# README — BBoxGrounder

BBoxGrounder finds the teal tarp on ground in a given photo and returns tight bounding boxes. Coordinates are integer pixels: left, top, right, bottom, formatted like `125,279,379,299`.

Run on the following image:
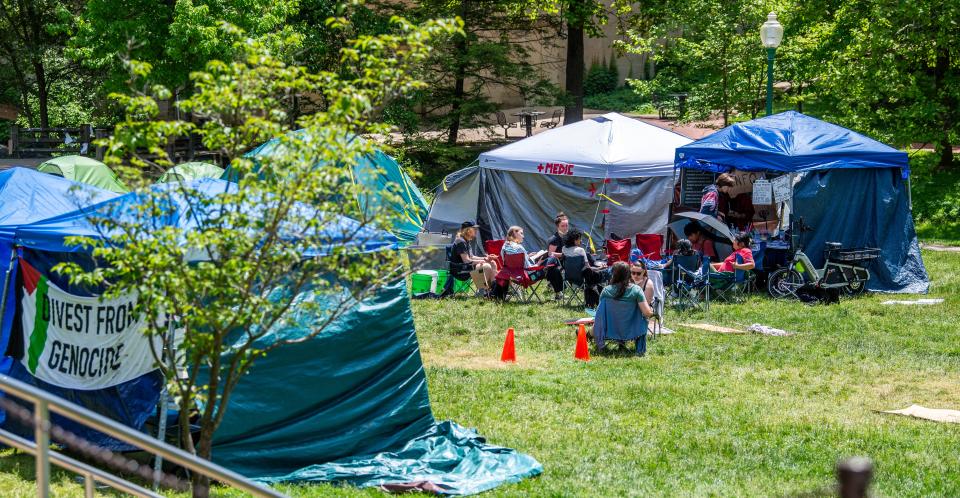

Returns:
211,279,542,494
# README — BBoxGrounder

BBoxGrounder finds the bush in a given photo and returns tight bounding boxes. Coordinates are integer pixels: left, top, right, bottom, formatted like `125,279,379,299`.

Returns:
584,58,618,96
398,139,500,191
583,87,655,114
909,150,960,241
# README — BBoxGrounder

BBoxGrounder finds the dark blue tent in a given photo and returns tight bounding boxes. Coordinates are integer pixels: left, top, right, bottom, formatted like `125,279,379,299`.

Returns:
14,178,398,257
675,112,928,293
0,168,118,372
675,111,910,178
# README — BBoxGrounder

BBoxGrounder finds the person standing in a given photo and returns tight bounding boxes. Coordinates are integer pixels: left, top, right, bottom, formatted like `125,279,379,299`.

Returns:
700,173,736,220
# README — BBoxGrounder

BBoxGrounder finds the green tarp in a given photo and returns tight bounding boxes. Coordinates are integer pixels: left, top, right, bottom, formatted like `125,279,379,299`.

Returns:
229,132,429,245
211,280,542,494
157,162,225,183
37,155,128,193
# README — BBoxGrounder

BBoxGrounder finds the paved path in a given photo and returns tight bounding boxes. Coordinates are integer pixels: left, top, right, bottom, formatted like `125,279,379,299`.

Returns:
920,243,960,252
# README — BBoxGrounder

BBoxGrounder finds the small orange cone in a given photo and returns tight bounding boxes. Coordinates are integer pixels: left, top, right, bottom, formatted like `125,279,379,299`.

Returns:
500,328,516,362
574,324,590,361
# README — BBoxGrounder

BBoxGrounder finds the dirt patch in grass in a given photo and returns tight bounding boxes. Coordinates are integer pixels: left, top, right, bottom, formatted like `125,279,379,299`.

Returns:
421,348,546,370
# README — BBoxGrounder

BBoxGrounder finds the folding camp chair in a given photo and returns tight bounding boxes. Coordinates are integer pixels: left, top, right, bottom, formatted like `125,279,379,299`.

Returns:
673,256,712,310
440,244,475,297
667,253,700,307
499,252,546,303
647,269,666,337
605,238,632,264
709,254,754,304
561,255,586,307
593,297,649,355
484,238,505,270
635,234,664,260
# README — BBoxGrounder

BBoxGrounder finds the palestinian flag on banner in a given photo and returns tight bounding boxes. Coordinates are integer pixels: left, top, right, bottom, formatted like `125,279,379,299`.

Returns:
19,257,49,374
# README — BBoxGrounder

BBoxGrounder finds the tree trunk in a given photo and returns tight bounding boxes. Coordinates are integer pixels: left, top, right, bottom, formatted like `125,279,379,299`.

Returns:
563,17,584,125
721,44,729,126
191,420,214,497
445,0,470,145
447,22,468,145
32,58,49,128
934,47,954,170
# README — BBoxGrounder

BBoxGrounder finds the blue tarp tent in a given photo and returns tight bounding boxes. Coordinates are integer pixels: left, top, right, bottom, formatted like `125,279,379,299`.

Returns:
3,177,541,493
0,168,118,371
225,131,429,245
675,111,928,293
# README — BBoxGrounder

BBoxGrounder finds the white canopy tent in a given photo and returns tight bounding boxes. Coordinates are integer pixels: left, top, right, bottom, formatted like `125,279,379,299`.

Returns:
478,112,690,179
426,113,692,250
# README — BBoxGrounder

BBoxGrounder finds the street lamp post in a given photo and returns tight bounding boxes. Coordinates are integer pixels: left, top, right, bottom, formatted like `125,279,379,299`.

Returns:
760,12,783,116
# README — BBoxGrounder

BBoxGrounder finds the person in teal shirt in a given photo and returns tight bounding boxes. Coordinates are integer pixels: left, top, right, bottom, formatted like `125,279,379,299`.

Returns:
601,261,656,318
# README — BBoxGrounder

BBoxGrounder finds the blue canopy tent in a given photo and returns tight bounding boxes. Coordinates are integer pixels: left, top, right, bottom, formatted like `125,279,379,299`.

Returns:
3,178,541,493
0,168,118,373
225,130,429,245
674,111,928,293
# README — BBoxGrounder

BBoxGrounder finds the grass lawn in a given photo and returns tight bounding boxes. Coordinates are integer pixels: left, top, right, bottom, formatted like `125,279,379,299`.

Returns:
3,249,958,497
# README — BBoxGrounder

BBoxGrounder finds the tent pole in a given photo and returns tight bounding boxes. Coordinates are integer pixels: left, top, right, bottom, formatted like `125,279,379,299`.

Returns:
907,176,913,211
667,167,678,254
152,318,176,489
0,248,17,336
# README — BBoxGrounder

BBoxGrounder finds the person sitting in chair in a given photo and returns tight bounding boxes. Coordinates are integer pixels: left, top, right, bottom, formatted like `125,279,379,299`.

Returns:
630,260,655,305
596,262,656,356
562,228,605,308
546,212,569,259
683,221,718,261
499,225,563,298
452,221,498,296
712,233,755,273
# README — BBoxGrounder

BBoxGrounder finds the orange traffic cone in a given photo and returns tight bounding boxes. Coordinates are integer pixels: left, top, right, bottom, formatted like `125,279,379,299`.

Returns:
574,324,590,361
501,328,516,363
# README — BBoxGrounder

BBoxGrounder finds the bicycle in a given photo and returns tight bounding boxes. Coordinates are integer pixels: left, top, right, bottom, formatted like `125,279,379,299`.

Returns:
767,218,880,299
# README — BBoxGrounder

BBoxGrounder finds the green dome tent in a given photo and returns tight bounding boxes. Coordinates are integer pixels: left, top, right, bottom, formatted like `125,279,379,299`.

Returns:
227,131,428,245
157,162,225,183
37,155,128,193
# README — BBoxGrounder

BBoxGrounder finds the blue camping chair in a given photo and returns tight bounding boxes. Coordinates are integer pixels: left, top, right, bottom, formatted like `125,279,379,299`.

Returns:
561,255,586,307
593,296,649,355
673,254,711,310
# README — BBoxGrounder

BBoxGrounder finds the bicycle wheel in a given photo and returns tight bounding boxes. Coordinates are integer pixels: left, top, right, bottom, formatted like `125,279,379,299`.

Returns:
768,268,803,299
843,280,867,296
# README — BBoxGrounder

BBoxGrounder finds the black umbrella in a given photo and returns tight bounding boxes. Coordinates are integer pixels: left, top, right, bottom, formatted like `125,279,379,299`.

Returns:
671,211,734,243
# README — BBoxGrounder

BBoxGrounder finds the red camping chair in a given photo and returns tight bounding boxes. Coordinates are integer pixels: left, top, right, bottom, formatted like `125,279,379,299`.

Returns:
496,252,545,303
635,233,664,260
605,238,632,264
484,239,505,269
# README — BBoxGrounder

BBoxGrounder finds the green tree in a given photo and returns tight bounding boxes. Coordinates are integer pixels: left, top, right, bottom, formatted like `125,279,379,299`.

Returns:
0,0,82,127
58,17,459,497
378,0,557,144
71,0,300,99
817,0,960,169
623,0,772,125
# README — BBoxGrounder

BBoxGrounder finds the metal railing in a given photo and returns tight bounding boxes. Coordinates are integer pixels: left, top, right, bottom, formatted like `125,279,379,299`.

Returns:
0,374,287,498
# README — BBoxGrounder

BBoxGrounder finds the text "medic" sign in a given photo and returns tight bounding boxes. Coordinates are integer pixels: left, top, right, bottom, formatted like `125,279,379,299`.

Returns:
536,162,575,176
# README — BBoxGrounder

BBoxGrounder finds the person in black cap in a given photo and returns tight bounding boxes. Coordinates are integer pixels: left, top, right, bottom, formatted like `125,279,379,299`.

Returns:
451,220,498,296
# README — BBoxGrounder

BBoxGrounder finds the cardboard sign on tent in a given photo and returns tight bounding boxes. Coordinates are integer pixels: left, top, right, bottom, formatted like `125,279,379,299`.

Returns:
675,111,928,293
427,113,692,251
37,155,129,194
2,177,542,493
